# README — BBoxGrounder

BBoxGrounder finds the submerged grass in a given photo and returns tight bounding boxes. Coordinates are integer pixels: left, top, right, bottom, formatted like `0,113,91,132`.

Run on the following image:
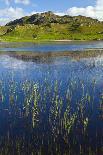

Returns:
0,76,102,155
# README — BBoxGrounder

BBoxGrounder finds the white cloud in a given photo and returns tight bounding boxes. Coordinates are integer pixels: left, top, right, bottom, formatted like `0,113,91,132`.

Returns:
55,12,65,16
67,6,95,18
15,0,30,5
0,0,103,26
3,0,30,5
67,0,103,21
0,7,27,25
0,18,10,25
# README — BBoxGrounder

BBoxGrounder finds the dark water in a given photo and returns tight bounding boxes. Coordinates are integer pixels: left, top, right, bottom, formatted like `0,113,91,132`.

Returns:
0,42,103,155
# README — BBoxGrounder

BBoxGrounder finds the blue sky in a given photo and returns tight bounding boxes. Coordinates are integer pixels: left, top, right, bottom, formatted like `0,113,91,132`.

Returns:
0,0,103,25
0,0,95,12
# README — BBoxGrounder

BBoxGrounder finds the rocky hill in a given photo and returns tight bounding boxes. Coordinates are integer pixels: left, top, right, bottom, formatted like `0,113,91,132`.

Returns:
6,11,100,26
0,11,103,41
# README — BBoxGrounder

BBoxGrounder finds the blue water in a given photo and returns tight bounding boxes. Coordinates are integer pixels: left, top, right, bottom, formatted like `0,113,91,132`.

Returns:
0,41,103,52
0,42,103,155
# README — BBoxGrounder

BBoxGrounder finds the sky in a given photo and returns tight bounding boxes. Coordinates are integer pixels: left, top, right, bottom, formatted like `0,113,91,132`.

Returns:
0,0,103,25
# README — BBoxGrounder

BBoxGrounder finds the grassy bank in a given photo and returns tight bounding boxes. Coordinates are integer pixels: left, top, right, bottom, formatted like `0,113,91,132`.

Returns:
1,21,103,42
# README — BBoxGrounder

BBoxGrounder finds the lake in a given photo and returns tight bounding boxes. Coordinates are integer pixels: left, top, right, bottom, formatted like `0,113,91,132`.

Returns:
1,40,103,52
0,41,103,155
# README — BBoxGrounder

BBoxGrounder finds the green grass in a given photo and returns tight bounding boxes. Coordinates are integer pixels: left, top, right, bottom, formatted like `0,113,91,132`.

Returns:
1,23,103,42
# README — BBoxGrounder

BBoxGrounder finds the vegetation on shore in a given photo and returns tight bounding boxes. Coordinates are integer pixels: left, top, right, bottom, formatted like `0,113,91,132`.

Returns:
0,11,103,42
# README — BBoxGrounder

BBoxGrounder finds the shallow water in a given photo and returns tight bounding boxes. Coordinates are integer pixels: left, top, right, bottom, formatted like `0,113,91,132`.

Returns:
0,42,103,155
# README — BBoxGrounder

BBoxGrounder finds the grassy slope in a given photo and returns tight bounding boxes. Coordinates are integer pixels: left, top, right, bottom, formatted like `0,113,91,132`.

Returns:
0,15,103,42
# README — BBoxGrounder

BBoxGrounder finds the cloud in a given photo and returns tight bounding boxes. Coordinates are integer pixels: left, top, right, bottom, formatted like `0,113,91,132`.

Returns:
0,7,27,25
14,0,30,5
67,6,95,18
0,0,103,26
3,0,30,5
67,0,103,21
0,18,10,25
55,12,66,16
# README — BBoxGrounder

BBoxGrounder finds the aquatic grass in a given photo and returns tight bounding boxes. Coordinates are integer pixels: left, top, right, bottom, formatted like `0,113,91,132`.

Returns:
0,77,102,155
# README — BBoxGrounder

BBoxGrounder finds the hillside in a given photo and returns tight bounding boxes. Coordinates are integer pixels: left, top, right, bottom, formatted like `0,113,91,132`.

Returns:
0,11,103,42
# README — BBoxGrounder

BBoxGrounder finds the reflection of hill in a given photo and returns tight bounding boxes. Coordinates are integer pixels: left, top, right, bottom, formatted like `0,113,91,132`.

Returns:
0,49,103,63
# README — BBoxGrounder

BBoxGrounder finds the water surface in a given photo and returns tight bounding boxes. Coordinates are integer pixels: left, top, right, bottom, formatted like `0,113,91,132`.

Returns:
1,41,103,52
0,41,103,155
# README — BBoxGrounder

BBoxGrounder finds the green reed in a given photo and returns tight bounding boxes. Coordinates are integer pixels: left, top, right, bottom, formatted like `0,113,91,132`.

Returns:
0,78,102,155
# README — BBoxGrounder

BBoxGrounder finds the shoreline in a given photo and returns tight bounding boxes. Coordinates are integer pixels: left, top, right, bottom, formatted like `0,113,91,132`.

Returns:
0,39,102,43
48,39,89,42
1,37,103,43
